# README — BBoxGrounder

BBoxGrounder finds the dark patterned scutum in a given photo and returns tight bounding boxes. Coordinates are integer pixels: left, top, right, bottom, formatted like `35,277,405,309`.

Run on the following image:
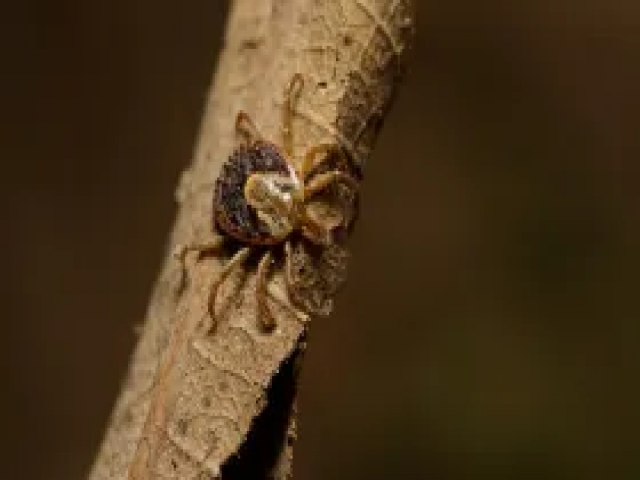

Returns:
214,141,291,245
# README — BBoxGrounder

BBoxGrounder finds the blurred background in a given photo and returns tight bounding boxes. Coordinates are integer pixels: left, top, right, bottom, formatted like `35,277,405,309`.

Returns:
2,1,639,479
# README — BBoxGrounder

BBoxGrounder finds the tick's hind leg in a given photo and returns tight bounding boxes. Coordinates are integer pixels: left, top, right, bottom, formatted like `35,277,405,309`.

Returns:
203,247,252,334
255,251,275,331
174,237,225,293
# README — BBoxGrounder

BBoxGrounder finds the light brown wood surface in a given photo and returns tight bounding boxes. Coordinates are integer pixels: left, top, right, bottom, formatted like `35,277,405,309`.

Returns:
89,1,414,478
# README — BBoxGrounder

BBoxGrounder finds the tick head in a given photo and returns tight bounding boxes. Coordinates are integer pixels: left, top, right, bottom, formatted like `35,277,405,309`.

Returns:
244,171,303,241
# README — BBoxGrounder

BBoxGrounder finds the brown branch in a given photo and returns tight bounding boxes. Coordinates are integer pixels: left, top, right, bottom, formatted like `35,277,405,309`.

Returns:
89,0,414,478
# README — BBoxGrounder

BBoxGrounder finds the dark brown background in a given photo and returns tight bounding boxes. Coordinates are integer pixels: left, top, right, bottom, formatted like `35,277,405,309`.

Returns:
2,1,639,479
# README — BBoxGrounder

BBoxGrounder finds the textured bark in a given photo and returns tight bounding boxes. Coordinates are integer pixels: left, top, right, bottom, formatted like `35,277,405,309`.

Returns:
89,0,414,478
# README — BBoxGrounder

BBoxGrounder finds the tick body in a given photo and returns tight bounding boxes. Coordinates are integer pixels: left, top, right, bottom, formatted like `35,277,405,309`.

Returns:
214,141,295,246
177,75,359,332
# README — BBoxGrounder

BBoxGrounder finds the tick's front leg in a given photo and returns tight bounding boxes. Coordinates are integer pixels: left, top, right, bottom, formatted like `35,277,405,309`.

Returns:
236,111,264,145
282,73,304,161
303,170,359,200
300,143,337,182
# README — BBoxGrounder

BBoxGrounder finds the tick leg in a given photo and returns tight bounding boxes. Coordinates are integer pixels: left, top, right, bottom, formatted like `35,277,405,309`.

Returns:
298,210,333,246
255,251,276,331
173,238,225,293
236,111,263,145
284,241,294,289
284,240,311,307
300,143,337,182
204,247,251,333
303,170,359,200
282,73,304,160
284,240,300,301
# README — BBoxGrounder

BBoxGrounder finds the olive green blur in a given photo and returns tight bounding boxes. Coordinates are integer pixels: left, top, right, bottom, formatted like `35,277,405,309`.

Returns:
2,1,638,479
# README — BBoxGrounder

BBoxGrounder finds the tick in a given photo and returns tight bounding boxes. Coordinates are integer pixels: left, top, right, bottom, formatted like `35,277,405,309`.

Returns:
176,75,359,332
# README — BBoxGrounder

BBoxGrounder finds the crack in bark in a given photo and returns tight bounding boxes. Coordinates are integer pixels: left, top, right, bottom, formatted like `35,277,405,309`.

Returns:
220,346,302,480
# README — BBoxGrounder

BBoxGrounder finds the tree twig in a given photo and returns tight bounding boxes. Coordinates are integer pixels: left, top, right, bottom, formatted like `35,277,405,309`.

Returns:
89,1,414,478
